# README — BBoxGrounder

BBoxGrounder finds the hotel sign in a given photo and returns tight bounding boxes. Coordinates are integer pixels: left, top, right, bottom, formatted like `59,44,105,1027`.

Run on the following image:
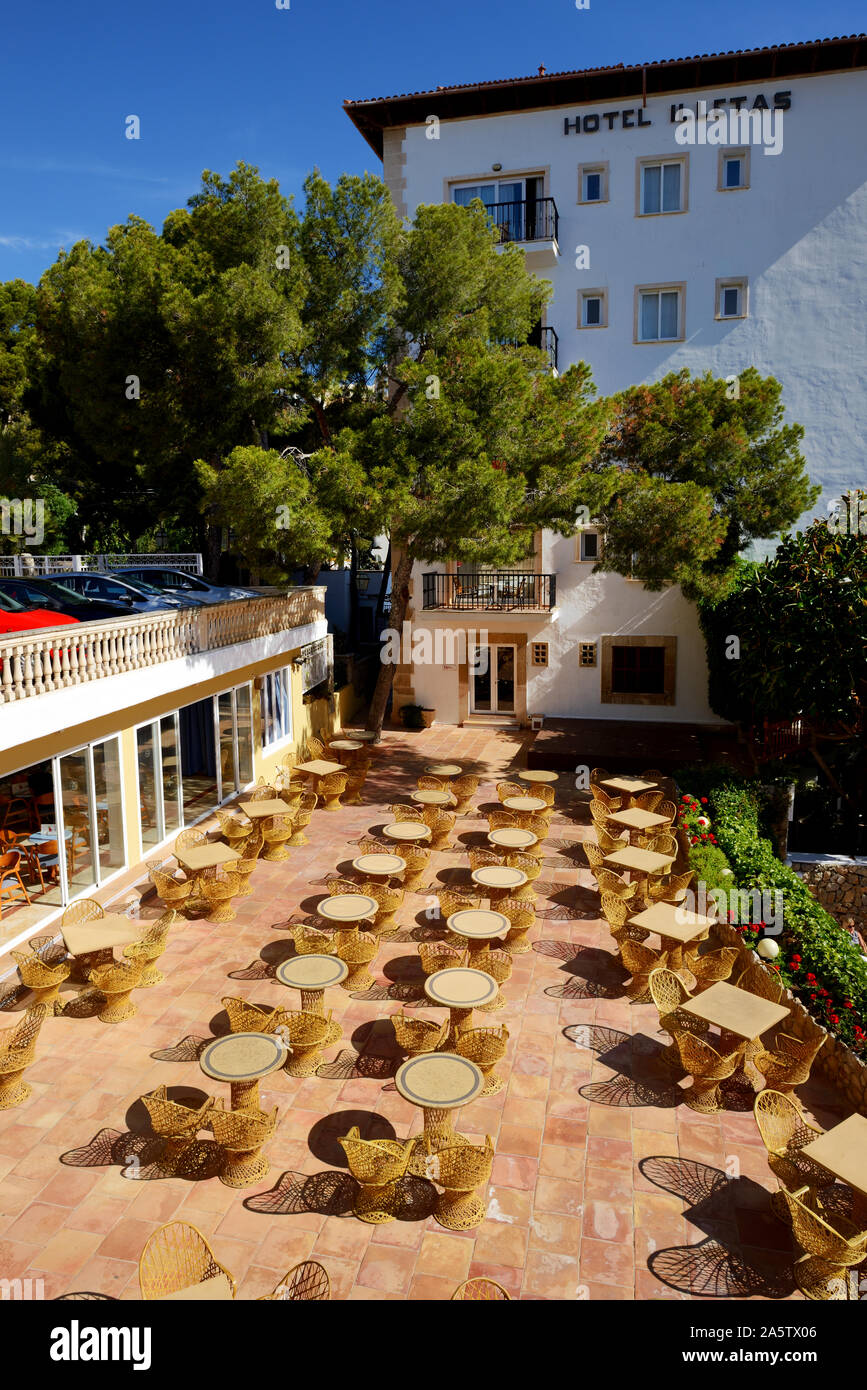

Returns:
564,92,792,134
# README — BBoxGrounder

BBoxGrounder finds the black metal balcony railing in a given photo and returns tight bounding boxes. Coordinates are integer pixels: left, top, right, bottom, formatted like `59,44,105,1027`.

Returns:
484,198,559,246
539,325,558,372
422,572,556,611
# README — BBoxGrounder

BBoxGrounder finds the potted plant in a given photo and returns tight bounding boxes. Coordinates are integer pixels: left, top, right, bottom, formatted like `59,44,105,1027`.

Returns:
399,703,425,730
420,708,436,728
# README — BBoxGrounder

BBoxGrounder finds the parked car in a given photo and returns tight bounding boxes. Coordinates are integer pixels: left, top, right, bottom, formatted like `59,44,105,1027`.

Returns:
0,589,80,635
43,571,205,613
115,567,261,603
0,576,132,622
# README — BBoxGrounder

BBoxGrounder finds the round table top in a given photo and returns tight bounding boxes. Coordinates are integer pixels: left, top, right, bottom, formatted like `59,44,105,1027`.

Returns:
199,1032,286,1083
329,740,364,751
517,769,558,784
344,730,377,742
425,764,462,777
471,865,528,891
411,789,454,806
447,908,510,941
352,853,406,877
488,827,538,849
395,1053,484,1111
276,954,349,990
503,795,548,813
425,967,499,1009
317,893,378,922
382,822,432,843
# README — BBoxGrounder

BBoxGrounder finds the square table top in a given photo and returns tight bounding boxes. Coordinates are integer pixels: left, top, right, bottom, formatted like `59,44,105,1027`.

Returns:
236,798,290,819
801,1113,867,1198
607,807,670,831
295,759,343,776
176,842,242,871
605,847,674,875
680,980,790,1039
627,900,716,945
62,912,142,956
600,776,658,795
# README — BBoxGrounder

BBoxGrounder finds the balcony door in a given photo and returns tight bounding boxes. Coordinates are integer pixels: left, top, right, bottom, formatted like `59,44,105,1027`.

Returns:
453,178,537,243
471,644,516,714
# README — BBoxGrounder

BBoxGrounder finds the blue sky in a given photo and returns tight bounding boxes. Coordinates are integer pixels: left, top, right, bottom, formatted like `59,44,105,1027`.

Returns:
1,0,863,284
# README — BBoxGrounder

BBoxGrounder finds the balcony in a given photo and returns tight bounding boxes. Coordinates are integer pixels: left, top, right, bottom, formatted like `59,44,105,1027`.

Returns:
421,572,556,612
485,197,560,268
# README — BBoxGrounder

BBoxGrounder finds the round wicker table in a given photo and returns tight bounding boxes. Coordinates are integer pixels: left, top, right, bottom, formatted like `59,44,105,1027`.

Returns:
276,954,348,1044
352,853,406,883
199,1032,286,1111
425,764,462,779
447,908,510,963
411,789,455,807
329,739,364,753
502,795,548,823
424,966,499,1048
316,892,378,951
517,769,558,784
471,865,528,903
382,822,432,846
488,827,538,853
395,1052,484,1152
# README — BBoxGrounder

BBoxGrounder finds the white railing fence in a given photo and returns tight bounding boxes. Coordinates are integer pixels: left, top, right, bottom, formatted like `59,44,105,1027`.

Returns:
0,553,203,578
0,588,326,705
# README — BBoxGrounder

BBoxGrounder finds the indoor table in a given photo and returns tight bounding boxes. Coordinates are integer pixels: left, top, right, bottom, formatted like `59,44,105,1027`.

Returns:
517,769,558,785
471,864,528,904
198,1031,286,1111
382,821,432,847
425,764,463,779
411,789,455,808
627,900,715,976
446,908,510,963
424,966,499,1048
276,954,346,1045
352,852,406,884
395,1052,485,1154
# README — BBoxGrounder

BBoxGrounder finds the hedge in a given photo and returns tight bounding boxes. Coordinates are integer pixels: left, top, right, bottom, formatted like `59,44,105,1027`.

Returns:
678,780,866,1054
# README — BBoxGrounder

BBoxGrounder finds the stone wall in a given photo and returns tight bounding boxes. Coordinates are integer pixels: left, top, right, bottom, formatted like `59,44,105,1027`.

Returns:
788,855,867,930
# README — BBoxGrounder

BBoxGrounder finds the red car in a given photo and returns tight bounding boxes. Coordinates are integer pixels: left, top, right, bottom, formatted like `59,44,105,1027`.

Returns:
0,589,80,635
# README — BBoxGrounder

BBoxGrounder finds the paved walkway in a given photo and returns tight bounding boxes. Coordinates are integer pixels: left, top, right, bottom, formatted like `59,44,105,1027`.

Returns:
0,726,851,1300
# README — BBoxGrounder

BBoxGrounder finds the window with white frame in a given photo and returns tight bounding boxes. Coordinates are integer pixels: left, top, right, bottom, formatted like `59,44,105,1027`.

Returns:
579,290,607,329
718,148,749,191
635,285,684,343
715,277,748,320
578,163,608,204
260,666,293,748
638,157,687,215
576,529,602,562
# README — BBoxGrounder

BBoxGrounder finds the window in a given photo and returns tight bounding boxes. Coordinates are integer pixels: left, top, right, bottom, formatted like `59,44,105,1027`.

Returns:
260,666,293,747
578,162,608,204
579,642,597,668
531,642,548,667
715,277,748,320
451,174,546,243
576,530,601,562
637,157,687,215
601,636,677,706
635,284,685,343
718,148,750,191
579,290,607,330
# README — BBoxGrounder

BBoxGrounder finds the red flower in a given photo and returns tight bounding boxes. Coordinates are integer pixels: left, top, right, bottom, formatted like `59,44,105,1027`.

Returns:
792,955,801,963
701,797,708,804
806,973,816,983
830,1015,840,1025
844,1001,854,1009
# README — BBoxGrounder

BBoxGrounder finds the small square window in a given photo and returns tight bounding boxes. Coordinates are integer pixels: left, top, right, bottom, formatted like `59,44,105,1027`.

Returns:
578,162,609,205
717,147,750,192
579,643,597,668
578,289,607,330
578,531,600,561
531,642,548,667
715,277,748,320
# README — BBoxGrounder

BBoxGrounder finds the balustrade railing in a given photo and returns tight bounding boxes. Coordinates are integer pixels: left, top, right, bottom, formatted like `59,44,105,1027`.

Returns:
0,588,325,704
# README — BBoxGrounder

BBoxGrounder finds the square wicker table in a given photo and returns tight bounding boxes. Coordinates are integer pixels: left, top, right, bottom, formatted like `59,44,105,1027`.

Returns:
198,1031,287,1111
605,846,674,875
679,980,790,1042
175,843,242,872
236,798,293,820
61,912,142,959
801,1114,867,1204
627,900,715,974
599,777,658,795
607,807,670,835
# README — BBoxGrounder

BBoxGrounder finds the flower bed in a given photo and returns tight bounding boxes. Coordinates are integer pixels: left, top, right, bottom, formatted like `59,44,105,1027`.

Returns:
677,783,867,1055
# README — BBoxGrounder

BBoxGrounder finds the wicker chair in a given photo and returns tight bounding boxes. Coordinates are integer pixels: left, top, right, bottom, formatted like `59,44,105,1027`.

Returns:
601,892,649,948
738,961,785,1003
234,830,264,897
590,784,621,812
141,1086,215,1176
594,869,638,902
451,775,480,815
596,827,629,854
210,1102,278,1188
367,880,405,938
294,924,337,956
503,851,541,896
11,938,71,1013
150,868,194,915
418,775,448,792
452,1277,511,1300
685,946,738,993
590,802,615,830
275,1011,332,1075
641,832,679,857
357,836,390,857
261,1261,330,1301
247,781,277,801
418,942,467,977
124,910,177,987
175,828,205,854
342,763,368,806
498,897,535,954
392,804,426,823
88,959,143,1024
61,899,111,978
496,781,526,803
215,808,252,848
677,1032,743,1113
221,996,289,1035
783,1185,867,1300
455,1024,509,1095
589,767,612,786
288,792,317,846
423,808,456,850
277,780,305,811
633,790,663,813
261,814,294,861
437,888,480,923
432,1135,494,1230
0,1003,50,1109
754,1034,826,1094
339,1125,414,1224
648,869,695,904
754,1090,830,1221
648,967,708,1071
392,1010,449,1057
202,871,241,924
336,935,378,992
401,843,431,893
468,847,505,872
139,1222,236,1300
655,799,678,825
583,842,606,870
474,948,511,1011
525,815,549,848
306,737,327,760
487,810,518,832
621,939,667,1002
319,770,348,811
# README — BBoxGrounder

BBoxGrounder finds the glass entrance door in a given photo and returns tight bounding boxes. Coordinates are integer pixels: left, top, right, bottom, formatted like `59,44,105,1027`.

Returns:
471,644,516,714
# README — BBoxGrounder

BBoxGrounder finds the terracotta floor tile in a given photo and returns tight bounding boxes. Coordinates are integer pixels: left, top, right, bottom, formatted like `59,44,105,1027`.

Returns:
534,1177,584,1218
97,1218,157,1263
31,1228,104,1276
66,1194,133,1235
528,1211,581,1256
523,1248,586,1299
583,1198,634,1243
356,1243,416,1294
416,1231,473,1281
3,1201,70,1246
579,1236,635,1288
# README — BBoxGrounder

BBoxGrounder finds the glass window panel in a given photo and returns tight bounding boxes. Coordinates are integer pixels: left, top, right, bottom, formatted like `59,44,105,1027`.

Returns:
160,715,181,835
137,724,160,848
235,685,254,785
496,647,516,712
722,286,740,316
180,697,218,825
218,691,237,797
662,163,681,211
59,749,96,896
640,293,659,340
725,158,742,188
660,291,679,339
584,297,601,326
642,165,661,214
584,171,601,200
472,647,491,711
92,738,125,879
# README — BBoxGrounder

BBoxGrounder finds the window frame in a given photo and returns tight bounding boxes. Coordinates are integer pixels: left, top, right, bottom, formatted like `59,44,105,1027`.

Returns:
601,635,677,706
633,283,686,344
715,276,749,321
530,642,549,668
259,665,294,751
578,289,608,330
575,529,603,562
636,154,689,217
717,146,751,192
577,162,609,205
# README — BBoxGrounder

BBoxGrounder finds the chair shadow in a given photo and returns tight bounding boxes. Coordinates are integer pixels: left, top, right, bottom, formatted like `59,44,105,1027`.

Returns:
227,937,298,981
244,1168,436,1222
350,953,427,1005
538,940,626,1001
55,1291,120,1300
317,1018,404,1080
59,1125,223,1182
307,1108,398,1166
640,1155,797,1298
536,885,601,922
565,1021,683,1106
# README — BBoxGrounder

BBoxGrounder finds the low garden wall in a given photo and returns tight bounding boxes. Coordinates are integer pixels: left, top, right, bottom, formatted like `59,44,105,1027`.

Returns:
788,854,867,929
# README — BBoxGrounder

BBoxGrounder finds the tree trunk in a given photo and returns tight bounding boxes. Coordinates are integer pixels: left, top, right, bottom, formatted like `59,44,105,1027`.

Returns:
374,535,391,636
205,523,221,582
367,549,413,737
303,560,322,585
348,533,360,651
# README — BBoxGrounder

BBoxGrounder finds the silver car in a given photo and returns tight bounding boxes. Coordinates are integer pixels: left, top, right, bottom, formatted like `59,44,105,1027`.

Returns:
45,571,206,612
115,567,261,604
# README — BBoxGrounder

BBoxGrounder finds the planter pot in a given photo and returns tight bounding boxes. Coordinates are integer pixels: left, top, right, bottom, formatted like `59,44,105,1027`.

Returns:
420,709,436,729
